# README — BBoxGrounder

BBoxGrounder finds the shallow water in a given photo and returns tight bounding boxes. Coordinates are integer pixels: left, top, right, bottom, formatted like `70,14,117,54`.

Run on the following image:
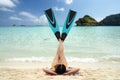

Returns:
0,26,120,62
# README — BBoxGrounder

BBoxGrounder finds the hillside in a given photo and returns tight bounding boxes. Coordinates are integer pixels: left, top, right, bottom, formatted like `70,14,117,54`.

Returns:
75,15,99,26
100,13,120,26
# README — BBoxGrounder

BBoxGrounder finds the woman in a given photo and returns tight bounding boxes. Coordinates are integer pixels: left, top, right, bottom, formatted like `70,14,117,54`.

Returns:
43,39,79,75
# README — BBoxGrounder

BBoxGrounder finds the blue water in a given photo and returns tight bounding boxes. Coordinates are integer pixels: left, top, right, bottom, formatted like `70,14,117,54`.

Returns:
0,26,120,62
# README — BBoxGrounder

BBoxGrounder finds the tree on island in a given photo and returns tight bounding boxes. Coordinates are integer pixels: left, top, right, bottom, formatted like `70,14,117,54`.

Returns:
75,15,99,26
100,13,120,26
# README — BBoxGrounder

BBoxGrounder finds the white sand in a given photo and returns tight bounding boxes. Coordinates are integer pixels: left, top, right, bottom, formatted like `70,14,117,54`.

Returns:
0,62,120,80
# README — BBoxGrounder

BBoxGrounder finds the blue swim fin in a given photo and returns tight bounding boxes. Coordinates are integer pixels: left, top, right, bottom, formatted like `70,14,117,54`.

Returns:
61,10,77,41
45,8,60,40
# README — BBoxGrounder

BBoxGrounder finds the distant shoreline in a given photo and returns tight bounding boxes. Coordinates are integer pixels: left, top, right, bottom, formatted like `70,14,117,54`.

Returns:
0,25,120,27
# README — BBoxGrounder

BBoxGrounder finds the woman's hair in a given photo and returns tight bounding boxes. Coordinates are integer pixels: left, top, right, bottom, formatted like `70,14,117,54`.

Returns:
55,64,66,74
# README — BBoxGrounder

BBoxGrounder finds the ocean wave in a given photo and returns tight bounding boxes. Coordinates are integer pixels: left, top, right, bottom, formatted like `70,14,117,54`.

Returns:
101,55,120,62
67,57,97,63
6,57,53,62
5,57,97,63
5,55,120,63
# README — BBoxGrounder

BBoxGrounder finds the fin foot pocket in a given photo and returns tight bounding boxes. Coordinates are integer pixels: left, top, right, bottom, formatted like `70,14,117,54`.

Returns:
61,33,67,41
55,31,60,40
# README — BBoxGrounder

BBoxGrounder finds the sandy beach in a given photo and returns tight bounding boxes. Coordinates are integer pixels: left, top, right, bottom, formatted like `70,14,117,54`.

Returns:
0,61,120,80
0,0,120,79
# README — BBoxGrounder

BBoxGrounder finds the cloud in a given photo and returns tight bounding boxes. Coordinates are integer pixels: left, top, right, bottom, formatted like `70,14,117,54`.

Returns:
19,11,39,23
0,0,20,12
65,0,73,4
9,16,22,21
57,0,73,4
39,15,48,25
54,7,65,12
0,0,16,8
19,11,48,25
20,11,37,19
0,7,14,12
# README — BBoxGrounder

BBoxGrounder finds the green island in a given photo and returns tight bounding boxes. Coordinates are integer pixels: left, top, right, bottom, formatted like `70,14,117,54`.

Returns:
75,13,120,26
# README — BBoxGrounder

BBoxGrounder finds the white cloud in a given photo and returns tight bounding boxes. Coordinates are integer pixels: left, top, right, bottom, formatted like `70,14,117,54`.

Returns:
54,7,65,12
39,15,48,25
0,0,16,8
19,11,48,25
65,0,73,4
9,16,22,21
19,11,39,23
0,0,20,13
0,7,14,12
57,0,73,4
20,11,37,19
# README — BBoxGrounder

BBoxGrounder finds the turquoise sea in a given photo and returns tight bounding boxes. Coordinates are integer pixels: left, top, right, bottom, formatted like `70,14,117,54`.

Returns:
0,26,120,63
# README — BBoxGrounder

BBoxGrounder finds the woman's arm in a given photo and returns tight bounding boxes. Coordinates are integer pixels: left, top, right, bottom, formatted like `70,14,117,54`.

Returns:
43,68,57,75
64,68,80,75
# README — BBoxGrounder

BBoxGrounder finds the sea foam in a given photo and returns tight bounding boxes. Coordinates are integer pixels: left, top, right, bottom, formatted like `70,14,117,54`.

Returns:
6,56,98,63
6,55,120,63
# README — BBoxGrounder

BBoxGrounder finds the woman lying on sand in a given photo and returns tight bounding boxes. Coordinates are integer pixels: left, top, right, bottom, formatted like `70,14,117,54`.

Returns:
43,39,79,75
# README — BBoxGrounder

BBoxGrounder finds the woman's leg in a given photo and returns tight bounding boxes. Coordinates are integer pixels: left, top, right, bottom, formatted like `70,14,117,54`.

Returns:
58,39,67,66
52,39,67,67
51,48,59,67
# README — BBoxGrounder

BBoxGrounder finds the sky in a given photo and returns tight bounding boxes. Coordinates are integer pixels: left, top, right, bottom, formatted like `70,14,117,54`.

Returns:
0,0,120,26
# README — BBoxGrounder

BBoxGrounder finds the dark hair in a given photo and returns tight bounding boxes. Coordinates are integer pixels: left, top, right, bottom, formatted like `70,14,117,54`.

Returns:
55,64,66,74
